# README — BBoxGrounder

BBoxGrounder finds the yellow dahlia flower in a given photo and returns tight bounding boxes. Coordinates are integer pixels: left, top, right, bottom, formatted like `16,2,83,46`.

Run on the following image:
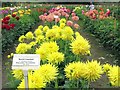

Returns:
43,26,49,33
84,60,103,82
46,29,60,40
102,63,112,73
34,29,42,37
12,70,23,80
64,62,86,80
60,18,66,24
29,41,37,47
25,32,34,40
18,35,26,42
36,41,59,60
60,23,65,28
16,43,31,54
70,36,90,55
52,25,59,29
108,65,120,87
36,47,47,60
47,52,64,64
34,64,58,83
38,25,43,30
61,26,74,40
36,35,44,43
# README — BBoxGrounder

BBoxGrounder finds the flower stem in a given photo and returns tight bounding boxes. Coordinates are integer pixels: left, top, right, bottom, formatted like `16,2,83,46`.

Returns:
77,79,79,88
55,78,58,88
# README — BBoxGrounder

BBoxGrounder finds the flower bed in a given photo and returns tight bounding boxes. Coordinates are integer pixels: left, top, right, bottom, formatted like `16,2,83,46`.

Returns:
74,5,120,59
1,7,44,52
5,6,120,89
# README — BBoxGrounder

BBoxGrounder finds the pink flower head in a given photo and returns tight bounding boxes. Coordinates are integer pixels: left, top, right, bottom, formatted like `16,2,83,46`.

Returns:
44,13,47,16
67,9,71,13
39,15,44,20
41,16,46,21
61,12,66,16
106,9,110,16
65,14,69,18
55,18,60,22
72,12,76,16
67,21,73,27
74,23,79,29
58,13,61,16
72,16,79,21
82,10,84,14
46,15,54,22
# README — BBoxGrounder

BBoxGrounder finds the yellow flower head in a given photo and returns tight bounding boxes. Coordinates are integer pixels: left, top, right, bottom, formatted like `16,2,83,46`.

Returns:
84,60,103,82
7,55,11,58
7,14,11,17
20,14,24,17
70,36,91,55
25,32,34,40
46,29,60,40
102,63,112,73
28,9,31,12
16,43,31,54
47,52,64,64
108,65,120,87
60,18,66,24
18,35,26,42
29,41,37,47
36,35,44,43
43,26,49,33
60,23,65,28
64,62,86,80
61,26,74,40
52,25,59,29
36,47,47,60
10,53,14,57
12,70,23,80
38,25,43,30
34,29,42,37
18,10,24,14
13,12,18,14
36,41,59,60
34,64,58,83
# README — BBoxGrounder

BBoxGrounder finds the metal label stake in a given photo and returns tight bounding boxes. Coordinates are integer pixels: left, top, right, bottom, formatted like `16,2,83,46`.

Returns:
23,70,29,90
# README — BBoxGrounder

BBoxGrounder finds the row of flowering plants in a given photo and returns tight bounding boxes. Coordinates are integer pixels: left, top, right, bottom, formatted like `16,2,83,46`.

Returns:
39,6,80,29
74,5,120,58
5,6,120,89
1,6,42,52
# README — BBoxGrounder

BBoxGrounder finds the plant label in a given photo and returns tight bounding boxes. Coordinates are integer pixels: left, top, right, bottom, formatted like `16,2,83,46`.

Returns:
12,54,40,70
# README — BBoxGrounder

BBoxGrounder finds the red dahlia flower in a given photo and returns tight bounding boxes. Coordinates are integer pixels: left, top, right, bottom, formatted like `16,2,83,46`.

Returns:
5,24,10,30
12,14,16,17
5,16,10,20
16,16,20,20
2,24,6,29
10,24,16,29
4,20,9,24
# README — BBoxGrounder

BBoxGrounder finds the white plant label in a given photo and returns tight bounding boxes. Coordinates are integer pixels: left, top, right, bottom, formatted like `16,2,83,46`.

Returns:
12,54,40,70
